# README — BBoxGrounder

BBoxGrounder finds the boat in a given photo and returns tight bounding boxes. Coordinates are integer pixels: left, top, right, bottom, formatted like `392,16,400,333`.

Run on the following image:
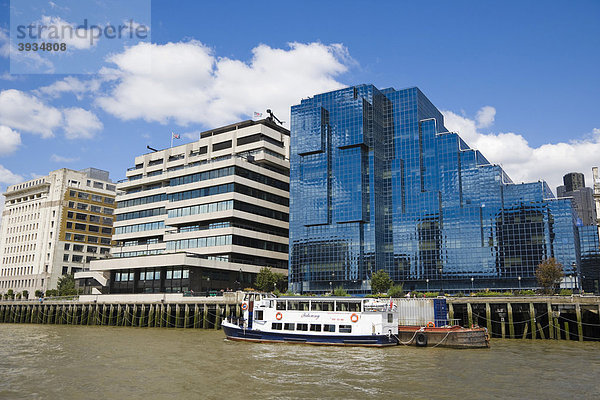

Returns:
222,294,399,347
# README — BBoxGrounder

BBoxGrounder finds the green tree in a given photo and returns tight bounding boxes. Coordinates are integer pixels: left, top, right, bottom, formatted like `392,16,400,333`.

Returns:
22,290,29,300
6,289,14,300
535,258,563,294
370,270,393,294
35,290,44,298
332,286,349,297
255,267,278,292
387,283,404,298
57,274,77,296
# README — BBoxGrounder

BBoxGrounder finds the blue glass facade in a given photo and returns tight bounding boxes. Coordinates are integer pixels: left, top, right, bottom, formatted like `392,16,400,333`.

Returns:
579,225,600,294
289,85,580,293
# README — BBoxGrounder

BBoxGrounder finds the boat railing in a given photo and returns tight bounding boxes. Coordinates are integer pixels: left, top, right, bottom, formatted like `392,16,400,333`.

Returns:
397,318,459,327
226,315,245,326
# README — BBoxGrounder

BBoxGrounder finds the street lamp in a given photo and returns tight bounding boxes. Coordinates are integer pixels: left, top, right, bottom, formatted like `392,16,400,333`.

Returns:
426,278,429,292
471,277,474,292
518,276,521,290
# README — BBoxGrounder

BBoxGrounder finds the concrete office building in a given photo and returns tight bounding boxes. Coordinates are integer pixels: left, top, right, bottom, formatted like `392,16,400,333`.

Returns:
289,84,581,294
83,119,289,294
0,168,116,296
556,172,597,226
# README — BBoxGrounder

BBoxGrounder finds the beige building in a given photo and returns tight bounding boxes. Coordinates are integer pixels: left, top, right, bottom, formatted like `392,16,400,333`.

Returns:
84,119,289,294
0,168,116,297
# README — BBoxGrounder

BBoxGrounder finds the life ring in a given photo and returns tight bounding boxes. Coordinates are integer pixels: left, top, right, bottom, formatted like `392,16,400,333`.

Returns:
241,302,248,310
415,332,428,347
427,321,435,328
275,312,283,320
350,313,359,323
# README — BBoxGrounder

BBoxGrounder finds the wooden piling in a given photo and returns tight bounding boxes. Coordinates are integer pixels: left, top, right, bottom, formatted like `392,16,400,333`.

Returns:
547,303,554,339
485,303,492,334
175,305,180,328
203,304,209,329
537,322,546,339
564,322,570,340
575,304,583,342
554,317,560,339
184,305,190,329
501,319,506,339
529,303,536,340
522,323,529,339
166,305,172,328
507,303,515,339
215,305,221,330
193,305,199,328
467,303,473,328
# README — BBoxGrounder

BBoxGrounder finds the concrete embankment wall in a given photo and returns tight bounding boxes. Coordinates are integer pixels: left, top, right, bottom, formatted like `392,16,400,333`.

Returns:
447,296,600,341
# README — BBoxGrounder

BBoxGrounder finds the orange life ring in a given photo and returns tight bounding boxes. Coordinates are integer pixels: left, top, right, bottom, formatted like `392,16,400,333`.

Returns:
427,321,435,328
350,313,359,323
275,312,283,320
241,302,248,310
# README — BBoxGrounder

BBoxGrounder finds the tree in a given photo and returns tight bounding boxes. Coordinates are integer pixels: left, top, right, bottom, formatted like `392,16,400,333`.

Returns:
6,289,14,300
35,290,44,298
57,274,77,296
388,283,404,298
255,267,279,292
370,270,393,294
22,290,29,300
333,286,349,297
535,258,563,294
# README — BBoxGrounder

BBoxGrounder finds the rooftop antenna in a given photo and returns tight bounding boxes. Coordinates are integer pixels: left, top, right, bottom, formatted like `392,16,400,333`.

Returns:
147,145,158,152
266,109,284,126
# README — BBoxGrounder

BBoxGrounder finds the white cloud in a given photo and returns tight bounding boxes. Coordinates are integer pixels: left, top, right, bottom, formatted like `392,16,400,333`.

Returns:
0,26,55,72
0,28,9,58
36,76,101,99
475,106,496,128
442,107,600,192
50,154,79,163
96,41,350,127
37,16,97,50
0,164,22,184
0,89,62,138
63,107,103,139
0,126,22,156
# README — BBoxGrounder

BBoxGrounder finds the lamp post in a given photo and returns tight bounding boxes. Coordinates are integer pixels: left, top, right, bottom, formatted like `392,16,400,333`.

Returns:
518,276,521,290
426,278,429,292
471,277,474,292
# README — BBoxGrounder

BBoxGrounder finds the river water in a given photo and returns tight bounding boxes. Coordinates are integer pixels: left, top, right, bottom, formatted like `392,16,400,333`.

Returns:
0,324,598,400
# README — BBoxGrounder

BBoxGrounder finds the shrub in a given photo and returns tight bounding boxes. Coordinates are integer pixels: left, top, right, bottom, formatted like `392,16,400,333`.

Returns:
424,292,439,298
370,270,392,295
333,286,349,297
559,289,573,296
22,290,29,299
35,290,44,298
388,284,404,298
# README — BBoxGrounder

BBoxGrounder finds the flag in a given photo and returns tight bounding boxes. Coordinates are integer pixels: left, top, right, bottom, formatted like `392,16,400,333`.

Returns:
172,132,180,139
253,112,262,118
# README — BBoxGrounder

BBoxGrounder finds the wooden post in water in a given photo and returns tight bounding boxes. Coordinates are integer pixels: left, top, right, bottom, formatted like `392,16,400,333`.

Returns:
184,305,190,329
522,323,529,339
49,305,54,324
175,305,180,328
485,303,492,334
203,304,209,329
30,305,35,324
501,318,506,339
193,305,199,329
215,305,221,330
148,304,155,328
159,304,164,328
132,305,137,327
537,322,546,339
116,305,122,326
85,304,91,325
575,304,583,342
507,303,515,339
554,317,560,339
166,305,172,328
564,322,570,340
529,303,536,340
467,303,473,328
101,305,107,326
547,303,554,339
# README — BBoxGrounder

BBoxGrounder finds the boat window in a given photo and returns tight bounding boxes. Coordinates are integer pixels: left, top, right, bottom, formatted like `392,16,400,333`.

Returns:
299,301,309,311
322,301,334,311
276,300,287,310
388,313,394,323
323,324,335,332
254,310,263,320
348,302,361,312
271,323,282,330
335,302,349,312
339,325,352,333
310,301,322,311
310,324,321,332
288,301,300,310
296,323,308,331
284,323,295,331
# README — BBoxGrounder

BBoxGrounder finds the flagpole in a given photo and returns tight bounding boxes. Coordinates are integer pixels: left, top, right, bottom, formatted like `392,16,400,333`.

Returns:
171,132,173,148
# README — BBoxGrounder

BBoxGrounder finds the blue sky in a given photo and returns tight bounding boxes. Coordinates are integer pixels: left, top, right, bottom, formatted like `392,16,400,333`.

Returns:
0,0,599,205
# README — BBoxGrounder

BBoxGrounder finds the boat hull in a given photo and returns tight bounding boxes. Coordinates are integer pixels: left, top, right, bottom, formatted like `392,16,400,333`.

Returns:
397,326,490,348
222,323,398,347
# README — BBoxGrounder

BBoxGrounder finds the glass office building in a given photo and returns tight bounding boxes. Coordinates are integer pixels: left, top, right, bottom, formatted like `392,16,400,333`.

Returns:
289,85,580,294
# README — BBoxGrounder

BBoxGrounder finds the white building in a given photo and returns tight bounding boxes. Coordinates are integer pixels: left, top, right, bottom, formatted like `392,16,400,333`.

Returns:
0,168,116,297
84,119,289,294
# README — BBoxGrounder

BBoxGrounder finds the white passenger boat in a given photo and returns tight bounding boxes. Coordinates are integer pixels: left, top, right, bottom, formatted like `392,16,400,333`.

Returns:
222,295,399,347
